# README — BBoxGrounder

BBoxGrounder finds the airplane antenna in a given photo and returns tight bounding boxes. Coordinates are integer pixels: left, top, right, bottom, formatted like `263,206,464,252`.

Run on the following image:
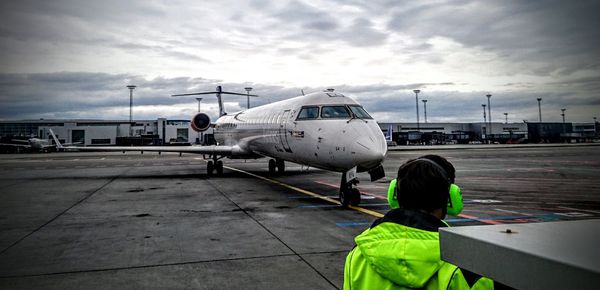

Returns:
301,89,305,96
172,86,258,117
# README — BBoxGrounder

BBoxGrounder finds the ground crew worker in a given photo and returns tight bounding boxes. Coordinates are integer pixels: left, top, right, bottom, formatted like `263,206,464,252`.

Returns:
344,155,495,290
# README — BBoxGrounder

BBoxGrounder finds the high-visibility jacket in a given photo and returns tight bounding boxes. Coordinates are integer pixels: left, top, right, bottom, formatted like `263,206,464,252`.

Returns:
344,209,494,290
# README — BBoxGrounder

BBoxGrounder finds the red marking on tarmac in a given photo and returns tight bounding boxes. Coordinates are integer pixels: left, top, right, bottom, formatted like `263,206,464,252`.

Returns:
315,181,387,200
458,213,504,225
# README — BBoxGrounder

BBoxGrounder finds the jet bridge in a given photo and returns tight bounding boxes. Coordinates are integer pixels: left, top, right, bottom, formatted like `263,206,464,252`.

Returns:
439,219,600,290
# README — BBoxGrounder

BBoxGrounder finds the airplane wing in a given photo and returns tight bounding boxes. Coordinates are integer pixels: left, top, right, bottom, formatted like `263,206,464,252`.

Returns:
48,129,237,156
0,143,31,148
62,144,236,155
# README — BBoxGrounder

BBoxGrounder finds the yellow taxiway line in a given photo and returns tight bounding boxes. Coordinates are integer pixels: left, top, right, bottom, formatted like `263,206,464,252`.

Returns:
224,165,384,218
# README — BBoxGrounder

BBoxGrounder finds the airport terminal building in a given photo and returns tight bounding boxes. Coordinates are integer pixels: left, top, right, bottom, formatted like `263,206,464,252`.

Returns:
0,119,597,150
379,121,597,144
0,119,212,147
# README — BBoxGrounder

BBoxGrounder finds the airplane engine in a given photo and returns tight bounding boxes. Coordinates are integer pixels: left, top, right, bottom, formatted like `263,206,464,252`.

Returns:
190,113,211,132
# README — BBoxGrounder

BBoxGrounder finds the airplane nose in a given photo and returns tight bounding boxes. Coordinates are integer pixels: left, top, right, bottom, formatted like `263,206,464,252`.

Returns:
351,123,387,170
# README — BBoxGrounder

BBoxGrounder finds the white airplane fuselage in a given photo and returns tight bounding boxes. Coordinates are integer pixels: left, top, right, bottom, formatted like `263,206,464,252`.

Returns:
212,91,387,173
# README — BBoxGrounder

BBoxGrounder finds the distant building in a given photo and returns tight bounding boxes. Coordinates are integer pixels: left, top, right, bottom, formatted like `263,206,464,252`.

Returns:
0,119,213,146
1,119,596,150
378,122,529,144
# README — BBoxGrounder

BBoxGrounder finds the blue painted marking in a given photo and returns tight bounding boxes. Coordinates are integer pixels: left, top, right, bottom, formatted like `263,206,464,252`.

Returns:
336,221,372,227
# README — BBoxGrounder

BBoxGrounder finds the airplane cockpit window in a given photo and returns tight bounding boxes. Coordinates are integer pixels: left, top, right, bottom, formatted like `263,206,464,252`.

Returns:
321,106,351,119
297,106,319,120
348,105,373,119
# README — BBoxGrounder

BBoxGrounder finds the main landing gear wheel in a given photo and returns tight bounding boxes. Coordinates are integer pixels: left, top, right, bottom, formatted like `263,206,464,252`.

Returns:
268,159,276,175
276,159,285,174
207,159,224,176
268,159,285,175
215,160,223,175
207,160,214,176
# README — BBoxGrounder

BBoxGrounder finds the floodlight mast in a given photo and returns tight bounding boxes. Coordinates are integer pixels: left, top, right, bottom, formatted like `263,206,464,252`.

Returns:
413,90,421,131
537,98,543,122
422,99,428,123
126,85,136,137
482,104,487,139
245,87,253,109
486,94,492,135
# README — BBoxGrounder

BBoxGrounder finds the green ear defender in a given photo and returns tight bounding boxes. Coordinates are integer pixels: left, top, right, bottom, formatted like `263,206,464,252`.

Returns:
447,184,463,216
386,178,464,216
387,178,399,209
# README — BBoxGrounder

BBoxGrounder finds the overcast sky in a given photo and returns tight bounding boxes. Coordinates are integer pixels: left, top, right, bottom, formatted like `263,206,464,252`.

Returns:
1,0,599,123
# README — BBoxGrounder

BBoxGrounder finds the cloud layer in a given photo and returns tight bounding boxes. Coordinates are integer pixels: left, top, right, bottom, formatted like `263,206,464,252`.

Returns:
0,0,598,123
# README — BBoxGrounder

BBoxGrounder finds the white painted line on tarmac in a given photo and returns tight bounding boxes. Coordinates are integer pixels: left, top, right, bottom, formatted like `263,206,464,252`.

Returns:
557,206,600,214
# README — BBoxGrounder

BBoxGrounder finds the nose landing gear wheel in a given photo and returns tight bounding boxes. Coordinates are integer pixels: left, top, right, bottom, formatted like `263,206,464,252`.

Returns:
340,187,361,207
339,171,361,208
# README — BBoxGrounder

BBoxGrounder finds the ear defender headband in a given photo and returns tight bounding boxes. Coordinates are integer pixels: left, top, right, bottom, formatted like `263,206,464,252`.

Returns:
387,159,463,216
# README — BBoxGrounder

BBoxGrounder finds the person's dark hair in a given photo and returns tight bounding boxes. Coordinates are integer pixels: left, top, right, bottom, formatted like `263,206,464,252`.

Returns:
419,154,456,183
396,155,452,212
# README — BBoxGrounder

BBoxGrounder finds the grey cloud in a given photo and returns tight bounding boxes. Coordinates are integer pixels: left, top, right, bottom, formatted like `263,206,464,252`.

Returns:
0,72,597,122
262,1,387,47
341,18,388,47
386,0,600,76
303,20,338,31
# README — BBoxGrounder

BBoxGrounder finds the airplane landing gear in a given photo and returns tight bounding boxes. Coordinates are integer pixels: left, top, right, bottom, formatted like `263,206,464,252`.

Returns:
216,160,223,175
268,159,285,175
207,160,214,176
276,159,285,174
268,159,276,175
339,171,361,207
207,157,224,176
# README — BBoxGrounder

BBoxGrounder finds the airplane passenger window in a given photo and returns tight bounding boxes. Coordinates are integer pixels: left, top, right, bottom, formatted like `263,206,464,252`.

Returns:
297,107,319,120
321,106,351,118
349,105,373,119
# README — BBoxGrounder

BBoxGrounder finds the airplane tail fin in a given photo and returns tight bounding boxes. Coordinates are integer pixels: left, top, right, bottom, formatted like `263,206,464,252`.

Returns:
385,125,393,142
171,86,258,117
48,129,64,149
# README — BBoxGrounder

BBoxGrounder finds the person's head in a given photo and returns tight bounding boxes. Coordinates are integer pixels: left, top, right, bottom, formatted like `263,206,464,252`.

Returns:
395,155,454,218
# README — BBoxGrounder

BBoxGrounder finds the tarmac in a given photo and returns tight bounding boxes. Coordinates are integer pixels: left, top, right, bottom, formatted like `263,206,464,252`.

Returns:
0,144,599,289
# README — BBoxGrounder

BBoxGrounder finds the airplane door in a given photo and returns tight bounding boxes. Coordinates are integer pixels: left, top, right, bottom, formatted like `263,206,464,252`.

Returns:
279,110,293,153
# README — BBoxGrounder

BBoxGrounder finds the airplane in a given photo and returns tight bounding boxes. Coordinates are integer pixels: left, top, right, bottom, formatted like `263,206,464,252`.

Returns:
385,125,396,146
0,137,57,152
50,86,388,207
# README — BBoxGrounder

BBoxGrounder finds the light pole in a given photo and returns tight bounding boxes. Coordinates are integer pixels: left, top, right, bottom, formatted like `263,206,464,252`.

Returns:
482,104,487,139
504,112,508,124
413,90,420,131
126,85,136,137
537,98,542,122
561,108,567,137
244,87,253,109
486,94,492,136
195,97,203,112
422,99,428,123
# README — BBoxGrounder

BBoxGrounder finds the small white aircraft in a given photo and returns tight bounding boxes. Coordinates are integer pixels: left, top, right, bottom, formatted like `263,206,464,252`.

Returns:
51,86,387,206
0,137,56,152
